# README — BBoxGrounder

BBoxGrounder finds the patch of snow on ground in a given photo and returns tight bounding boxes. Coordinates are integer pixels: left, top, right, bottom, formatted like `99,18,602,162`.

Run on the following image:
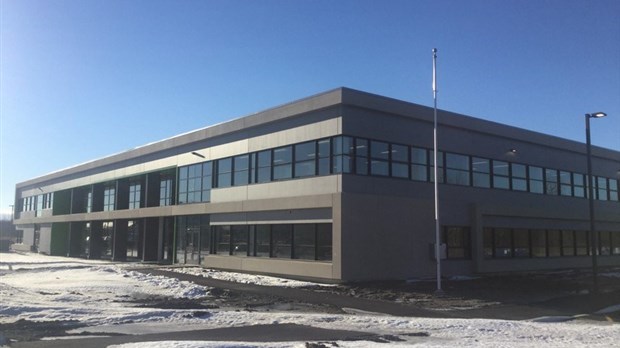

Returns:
165,267,337,288
1,252,619,348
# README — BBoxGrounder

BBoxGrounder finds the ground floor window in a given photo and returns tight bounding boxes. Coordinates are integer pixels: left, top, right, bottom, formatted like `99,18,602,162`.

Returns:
211,223,332,261
442,226,471,259
176,215,210,264
484,228,620,259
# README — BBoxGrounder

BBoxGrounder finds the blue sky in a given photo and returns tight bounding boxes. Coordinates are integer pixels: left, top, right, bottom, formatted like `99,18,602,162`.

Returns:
1,0,619,217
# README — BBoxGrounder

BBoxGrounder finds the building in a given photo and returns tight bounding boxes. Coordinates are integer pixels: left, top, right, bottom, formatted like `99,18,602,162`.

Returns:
12,88,620,281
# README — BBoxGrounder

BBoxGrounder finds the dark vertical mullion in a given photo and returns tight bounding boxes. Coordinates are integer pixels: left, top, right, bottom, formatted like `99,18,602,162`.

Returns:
544,229,549,257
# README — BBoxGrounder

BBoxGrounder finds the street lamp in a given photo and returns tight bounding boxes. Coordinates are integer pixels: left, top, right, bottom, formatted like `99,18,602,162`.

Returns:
585,111,606,294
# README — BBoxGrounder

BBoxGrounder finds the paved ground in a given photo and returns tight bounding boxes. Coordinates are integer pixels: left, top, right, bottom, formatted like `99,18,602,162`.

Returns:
11,323,417,348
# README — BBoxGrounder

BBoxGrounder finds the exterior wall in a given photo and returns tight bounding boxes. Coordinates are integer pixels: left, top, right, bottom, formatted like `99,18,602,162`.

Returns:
11,87,620,281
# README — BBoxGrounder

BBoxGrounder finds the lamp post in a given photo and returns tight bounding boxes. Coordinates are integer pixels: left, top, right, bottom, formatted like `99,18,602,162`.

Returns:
585,111,606,294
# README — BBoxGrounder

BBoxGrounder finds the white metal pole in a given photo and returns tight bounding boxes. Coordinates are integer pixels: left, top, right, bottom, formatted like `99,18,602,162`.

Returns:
432,48,442,293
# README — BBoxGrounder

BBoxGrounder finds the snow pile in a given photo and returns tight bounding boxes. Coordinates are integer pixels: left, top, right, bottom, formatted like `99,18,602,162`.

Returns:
0,253,211,325
166,267,337,288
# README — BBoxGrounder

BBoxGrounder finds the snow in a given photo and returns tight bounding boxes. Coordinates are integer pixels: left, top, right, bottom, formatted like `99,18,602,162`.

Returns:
1,251,619,348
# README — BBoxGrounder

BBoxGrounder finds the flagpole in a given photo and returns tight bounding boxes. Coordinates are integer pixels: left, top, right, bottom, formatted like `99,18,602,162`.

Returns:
432,48,442,293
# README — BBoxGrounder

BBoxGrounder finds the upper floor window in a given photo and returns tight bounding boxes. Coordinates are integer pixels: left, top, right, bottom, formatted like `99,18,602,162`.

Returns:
273,146,292,180
160,177,173,206
445,153,470,186
294,141,316,178
128,181,142,209
103,185,115,211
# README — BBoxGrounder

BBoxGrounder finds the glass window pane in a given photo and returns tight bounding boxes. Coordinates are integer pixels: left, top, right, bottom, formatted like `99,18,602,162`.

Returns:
273,164,292,180
317,224,332,261
473,172,490,188
370,141,389,160
295,161,316,178
234,155,249,171
391,162,409,178
513,229,530,257
370,160,389,176
295,142,316,160
547,229,561,257
258,150,272,167
272,224,292,258
293,224,316,260
391,144,408,162
215,226,231,255
494,228,512,258
493,161,509,176
529,166,543,180
561,230,575,256
218,158,232,173
411,147,427,165
511,163,526,178
446,153,469,170
411,164,428,181
232,225,248,256
355,139,368,157
318,139,330,158
273,146,292,165
531,230,547,257
255,225,270,257
472,157,489,173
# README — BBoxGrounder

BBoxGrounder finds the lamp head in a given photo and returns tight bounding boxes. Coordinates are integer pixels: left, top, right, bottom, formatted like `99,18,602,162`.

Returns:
587,112,607,118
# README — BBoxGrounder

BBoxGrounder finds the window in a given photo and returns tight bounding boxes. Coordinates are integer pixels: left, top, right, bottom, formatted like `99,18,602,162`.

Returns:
411,147,428,182
596,177,608,201
529,166,544,194
293,224,316,260
445,153,470,186
599,231,611,255
43,192,54,210
231,225,248,255
35,194,43,216
494,228,512,258
513,229,530,257
217,158,232,188
257,150,272,183
160,176,173,206
545,169,559,195
294,141,317,178
561,230,575,256
612,232,620,255
511,164,527,191
573,173,585,198
332,136,353,174
369,140,389,176
233,155,250,186
317,138,331,175
609,179,618,202
354,138,369,175
531,230,547,257
547,229,561,257
272,224,292,258
559,171,572,196
178,162,211,204
214,225,231,254
127,220,141,258
442,226,471,259
472,157,490,188
128,181,142,209
317,224,332,261
391,144,409,179
575,231,589,256
103,184,115,211
492,161,510,189
273,146,293,180
254,225,271,257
